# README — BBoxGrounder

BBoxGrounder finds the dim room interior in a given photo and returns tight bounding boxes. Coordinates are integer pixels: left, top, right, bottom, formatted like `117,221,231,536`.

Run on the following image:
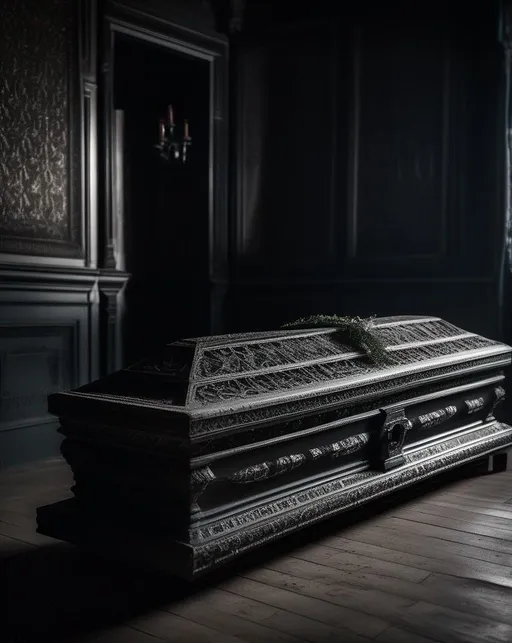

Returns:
2,1,512,642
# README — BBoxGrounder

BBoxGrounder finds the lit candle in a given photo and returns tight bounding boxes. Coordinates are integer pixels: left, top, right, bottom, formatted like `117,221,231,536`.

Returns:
184,119,190,139
159,119,165,144
168,104,174,126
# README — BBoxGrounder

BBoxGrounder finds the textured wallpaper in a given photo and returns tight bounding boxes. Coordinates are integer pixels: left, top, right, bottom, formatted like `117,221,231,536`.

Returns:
0,0,74,243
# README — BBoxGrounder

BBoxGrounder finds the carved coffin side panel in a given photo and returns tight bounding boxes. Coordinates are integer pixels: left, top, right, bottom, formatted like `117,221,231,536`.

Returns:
227,432,370,485
191,422,512,571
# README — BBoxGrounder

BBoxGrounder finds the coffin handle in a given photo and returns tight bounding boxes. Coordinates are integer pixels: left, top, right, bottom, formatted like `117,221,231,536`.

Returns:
377,408,413,471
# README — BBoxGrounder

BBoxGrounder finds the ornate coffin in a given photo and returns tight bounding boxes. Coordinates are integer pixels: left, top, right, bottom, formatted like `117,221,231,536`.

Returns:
37,315,512,579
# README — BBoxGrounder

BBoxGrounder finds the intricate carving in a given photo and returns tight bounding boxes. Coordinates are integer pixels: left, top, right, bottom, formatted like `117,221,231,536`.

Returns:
465,396,485,414
191,422,512,573
193,319,483,381
487,386,506,420
415,405,457,429
378,408,412,470
191,354,507,436
0,0,81,255
228,454,306,484
38,315,512,580
56,373,486,460
191,335,496,407
309,433,369,459
196,333,344,379
227,433,370,485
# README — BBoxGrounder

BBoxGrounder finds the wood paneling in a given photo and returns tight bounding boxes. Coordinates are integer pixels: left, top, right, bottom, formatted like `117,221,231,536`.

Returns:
347,22,451,262
234,24,339,276
0,0,84,262
229,2,504,338
0,270,96,469
107,0,218,34
226,279,500,338
0,324,76,434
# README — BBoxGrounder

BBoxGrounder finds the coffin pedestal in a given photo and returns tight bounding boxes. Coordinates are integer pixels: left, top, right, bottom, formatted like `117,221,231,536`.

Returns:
37,316,512,579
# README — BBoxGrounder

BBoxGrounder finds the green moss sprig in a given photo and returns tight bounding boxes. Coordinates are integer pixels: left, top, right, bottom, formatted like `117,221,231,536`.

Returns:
281,314,392,366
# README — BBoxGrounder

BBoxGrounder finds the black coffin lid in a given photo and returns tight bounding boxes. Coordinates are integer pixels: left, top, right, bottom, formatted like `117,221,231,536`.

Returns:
49,316,511,446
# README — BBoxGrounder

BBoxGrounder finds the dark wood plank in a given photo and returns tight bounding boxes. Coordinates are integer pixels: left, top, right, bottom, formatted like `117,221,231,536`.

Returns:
423,494,512,512
422,573,512,613
390,502,512,531
385,509,512,541
218,576,389,639
332,523,512,566
422,499,512,520
183,587,373,643
430,490,512,504
77,625,166,643
376,626,441,643
450,473,512,491
237,561,416,623
289,542,432,583
127,610,248,643
367,516,512,553
321,536,512,588
238,567,512,643
398,601,512,643
0,531,36,558
0,517,63,547
258,554,512,626
0,509,42,528
166,599,352,643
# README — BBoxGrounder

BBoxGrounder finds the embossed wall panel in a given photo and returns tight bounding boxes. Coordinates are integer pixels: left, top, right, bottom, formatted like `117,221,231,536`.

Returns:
347,22,451,261
0,0,82,257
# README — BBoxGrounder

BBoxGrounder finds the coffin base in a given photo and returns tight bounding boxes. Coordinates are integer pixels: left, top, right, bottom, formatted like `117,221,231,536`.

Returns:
37,420,512,580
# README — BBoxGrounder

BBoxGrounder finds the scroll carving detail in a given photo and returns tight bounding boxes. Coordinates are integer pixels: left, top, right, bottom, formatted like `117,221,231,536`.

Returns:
416,405,457,429
465,397,485,414
227,432,370,485
0,0,77,246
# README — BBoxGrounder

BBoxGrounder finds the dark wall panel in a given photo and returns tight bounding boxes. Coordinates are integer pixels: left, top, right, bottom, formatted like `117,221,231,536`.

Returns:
0,0,82,258
0,281,94,469
107,0,217,33
348,23,450,261
229,4,504,339
0,0,126,469
235,24,339,276
227,280,500,341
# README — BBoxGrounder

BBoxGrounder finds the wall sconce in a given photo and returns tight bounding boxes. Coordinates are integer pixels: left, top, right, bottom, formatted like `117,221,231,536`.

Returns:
154,104,191,163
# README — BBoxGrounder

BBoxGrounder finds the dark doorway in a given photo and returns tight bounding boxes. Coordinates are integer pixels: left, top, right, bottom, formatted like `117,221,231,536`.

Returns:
113,33,211,365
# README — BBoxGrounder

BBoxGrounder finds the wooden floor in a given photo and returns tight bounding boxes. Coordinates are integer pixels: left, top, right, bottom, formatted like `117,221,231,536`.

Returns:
2,459,512,643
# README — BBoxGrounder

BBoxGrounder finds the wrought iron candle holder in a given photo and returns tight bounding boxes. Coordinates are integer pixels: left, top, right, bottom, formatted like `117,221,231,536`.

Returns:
154,105,191,163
